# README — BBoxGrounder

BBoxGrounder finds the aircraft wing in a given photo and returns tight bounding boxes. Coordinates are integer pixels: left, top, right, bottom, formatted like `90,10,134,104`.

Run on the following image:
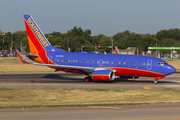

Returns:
16,49,29,63
16,49,94,73
33,63,94,73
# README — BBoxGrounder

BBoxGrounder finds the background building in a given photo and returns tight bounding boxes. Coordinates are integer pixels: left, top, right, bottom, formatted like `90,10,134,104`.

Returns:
0,29,5,35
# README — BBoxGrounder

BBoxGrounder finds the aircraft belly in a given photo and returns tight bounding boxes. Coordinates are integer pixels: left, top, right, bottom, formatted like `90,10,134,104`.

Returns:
111,67,164,77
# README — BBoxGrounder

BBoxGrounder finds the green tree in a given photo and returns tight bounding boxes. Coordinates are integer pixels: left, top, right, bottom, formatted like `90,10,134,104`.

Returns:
140,36,158,54
99,36,112,53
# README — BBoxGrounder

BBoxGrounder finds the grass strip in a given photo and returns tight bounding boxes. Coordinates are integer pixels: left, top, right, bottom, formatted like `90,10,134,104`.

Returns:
0,88,180,108
0,57,53,72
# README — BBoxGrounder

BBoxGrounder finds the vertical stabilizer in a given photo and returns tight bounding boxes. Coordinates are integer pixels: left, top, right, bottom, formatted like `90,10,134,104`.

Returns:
24,15,66,64
114,46,120,54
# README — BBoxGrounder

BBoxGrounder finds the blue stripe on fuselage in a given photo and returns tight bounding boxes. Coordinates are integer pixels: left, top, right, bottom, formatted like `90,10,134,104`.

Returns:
46,52,175,76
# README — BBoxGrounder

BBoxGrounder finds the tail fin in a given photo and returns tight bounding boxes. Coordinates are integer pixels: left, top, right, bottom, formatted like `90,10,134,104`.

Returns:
24,15,66,64
114,46,120,54
24,15,66,54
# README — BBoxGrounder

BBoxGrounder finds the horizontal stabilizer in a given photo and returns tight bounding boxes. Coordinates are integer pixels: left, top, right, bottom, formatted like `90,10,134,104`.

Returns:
21,53,39,57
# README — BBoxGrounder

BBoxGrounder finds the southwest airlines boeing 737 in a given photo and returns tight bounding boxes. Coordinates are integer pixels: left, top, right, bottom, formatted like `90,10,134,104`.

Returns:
16,15,176,84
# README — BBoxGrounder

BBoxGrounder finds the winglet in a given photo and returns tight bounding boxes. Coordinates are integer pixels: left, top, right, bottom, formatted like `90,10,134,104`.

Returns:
15,49,28,63
114,46,120,54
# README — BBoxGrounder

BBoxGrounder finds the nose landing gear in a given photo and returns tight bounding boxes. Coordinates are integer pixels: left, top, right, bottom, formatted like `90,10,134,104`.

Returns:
154,76,164,84
154,80,158,84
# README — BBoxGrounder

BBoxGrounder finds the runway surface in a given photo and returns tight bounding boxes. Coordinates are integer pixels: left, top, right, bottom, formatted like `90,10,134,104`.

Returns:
1,103,180,120
0,71,180,89
0,72,180,119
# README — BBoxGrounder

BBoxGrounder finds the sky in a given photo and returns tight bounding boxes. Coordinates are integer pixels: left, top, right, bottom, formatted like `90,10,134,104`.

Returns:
1,0,180,36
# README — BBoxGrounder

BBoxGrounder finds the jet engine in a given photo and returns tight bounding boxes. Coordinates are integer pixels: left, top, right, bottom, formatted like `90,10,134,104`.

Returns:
92,69,116,81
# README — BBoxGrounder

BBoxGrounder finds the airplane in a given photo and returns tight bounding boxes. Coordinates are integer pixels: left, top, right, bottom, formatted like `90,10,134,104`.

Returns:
114,46,120,54
16,15,176,84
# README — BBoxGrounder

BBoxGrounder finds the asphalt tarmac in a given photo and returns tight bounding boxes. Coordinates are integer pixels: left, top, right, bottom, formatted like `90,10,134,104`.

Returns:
0,71,180,89
0,103,180,120
0,71,180,119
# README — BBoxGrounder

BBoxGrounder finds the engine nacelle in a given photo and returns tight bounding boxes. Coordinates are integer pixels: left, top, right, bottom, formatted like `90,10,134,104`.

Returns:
92,69,115,81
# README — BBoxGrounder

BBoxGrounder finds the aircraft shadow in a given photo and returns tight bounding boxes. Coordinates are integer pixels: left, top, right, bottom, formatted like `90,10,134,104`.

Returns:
33,74,178,84
36,74,85,83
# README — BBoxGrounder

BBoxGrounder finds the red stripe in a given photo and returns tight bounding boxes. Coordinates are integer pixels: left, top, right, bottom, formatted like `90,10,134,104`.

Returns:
92,75,110,80
115,48,118,54
24,19,54,64
110,67,164,77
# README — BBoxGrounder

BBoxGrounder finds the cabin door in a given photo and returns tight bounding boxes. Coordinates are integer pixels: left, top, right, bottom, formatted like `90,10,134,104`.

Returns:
147,59,152,70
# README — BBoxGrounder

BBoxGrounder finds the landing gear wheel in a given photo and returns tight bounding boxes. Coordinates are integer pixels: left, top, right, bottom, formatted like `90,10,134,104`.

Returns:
154,80,158,84
84,77,92,82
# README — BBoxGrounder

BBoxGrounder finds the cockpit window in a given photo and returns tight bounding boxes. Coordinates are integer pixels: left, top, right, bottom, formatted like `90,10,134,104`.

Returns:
158,62,168,65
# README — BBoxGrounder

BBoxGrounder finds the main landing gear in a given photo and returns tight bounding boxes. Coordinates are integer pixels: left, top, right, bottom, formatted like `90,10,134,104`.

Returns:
84,77,92,82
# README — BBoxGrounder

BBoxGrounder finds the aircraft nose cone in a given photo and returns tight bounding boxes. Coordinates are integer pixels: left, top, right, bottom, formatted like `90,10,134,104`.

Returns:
168,66,176,74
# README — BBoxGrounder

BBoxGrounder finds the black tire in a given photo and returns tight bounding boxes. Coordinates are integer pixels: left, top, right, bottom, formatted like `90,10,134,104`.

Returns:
84,77,92,82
